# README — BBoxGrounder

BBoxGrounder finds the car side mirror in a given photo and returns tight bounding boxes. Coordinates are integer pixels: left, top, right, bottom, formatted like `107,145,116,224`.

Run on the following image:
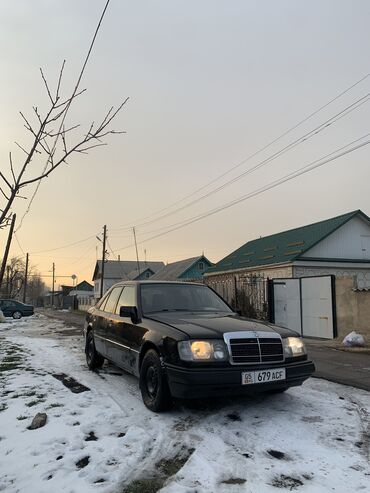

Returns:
119,306,139,324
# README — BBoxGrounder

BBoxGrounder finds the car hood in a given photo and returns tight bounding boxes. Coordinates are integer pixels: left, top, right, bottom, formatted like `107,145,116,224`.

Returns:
147,312,298,339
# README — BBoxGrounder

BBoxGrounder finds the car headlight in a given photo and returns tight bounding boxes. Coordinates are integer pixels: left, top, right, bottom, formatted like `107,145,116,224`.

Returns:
178,340,229,362
283,337,306,358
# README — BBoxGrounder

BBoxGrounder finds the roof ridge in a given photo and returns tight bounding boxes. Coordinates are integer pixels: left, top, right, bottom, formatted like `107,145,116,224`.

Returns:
206,209,367,275
246,210,361,245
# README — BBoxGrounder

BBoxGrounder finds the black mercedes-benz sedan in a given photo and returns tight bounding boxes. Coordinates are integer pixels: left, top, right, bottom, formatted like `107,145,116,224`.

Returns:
84,281,315,411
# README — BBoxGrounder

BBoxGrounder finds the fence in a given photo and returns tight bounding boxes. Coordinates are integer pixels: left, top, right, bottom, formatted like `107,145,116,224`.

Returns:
78,297,96,312
205,274,270,320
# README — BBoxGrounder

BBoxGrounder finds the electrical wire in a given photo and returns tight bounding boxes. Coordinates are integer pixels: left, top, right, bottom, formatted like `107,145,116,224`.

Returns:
110,73,370,232
17,75,370,255
129,92,370,230
112,132,370,253
15,0,113,233
29,235,96,254
14,233,25,256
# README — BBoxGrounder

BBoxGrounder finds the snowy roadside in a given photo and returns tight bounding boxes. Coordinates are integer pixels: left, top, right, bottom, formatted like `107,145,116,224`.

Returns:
0,315,369,493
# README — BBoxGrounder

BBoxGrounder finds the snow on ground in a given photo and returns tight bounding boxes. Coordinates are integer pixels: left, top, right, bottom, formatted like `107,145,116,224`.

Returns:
0,315,369,493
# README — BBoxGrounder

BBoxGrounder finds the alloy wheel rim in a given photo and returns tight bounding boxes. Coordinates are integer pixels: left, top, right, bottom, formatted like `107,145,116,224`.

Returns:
87,339,94,364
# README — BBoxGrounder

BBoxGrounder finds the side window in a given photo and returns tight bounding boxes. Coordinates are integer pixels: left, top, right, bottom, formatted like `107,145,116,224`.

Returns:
96,292,109,310
115,286,136,314
103,287,123,313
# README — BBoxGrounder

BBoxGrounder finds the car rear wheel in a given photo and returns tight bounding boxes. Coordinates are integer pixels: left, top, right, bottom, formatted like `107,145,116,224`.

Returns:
85,331,104,370
140,349,172,412
12,311,22,319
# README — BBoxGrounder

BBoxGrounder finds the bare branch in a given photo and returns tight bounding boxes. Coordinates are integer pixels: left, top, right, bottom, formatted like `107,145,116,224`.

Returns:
54,88,87,109
0,186,10,200
0,171,12,190
56,60,66,99
46,123,80,138
39,67,54,104
19,111,33,131
9,152,16,184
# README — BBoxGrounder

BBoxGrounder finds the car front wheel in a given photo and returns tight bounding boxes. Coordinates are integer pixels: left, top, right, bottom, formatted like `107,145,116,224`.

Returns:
12,311,22,319
139,349,172,412
85,331,104,370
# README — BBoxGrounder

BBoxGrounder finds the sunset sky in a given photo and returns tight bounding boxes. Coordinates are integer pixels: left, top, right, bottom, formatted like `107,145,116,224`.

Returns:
1,0,369,289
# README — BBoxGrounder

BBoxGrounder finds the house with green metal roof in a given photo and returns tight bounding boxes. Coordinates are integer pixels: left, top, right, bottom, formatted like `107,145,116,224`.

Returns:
205,210,370,282
150,255,213,282
205,210,370,340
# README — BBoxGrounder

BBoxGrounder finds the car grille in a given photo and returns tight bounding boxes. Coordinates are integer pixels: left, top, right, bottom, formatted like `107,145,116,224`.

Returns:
228,336,284,364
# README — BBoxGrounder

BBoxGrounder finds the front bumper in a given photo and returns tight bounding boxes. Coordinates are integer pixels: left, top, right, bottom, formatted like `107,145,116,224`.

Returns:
165,360,315,399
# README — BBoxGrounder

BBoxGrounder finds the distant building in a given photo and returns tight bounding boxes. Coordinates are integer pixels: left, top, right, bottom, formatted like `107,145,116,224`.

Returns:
149,255,213,282
44,280,94,309
92,260,165,298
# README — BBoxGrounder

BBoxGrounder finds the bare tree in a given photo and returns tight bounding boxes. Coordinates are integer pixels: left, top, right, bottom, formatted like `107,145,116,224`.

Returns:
0,256,25,298
27,271,46,305
0,62,127,230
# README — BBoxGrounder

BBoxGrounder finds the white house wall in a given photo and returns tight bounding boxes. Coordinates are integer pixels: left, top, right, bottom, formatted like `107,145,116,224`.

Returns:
293,263,370,289
94,278,122,298
301,216,370,260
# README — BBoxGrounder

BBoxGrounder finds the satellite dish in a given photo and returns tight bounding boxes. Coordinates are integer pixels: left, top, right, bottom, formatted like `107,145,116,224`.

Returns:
71,274,77,280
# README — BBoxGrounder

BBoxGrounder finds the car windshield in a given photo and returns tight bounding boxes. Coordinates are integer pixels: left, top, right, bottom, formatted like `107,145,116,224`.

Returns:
140,283,232,314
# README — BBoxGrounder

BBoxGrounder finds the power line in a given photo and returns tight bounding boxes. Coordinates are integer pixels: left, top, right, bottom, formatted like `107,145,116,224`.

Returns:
15,74,370,256
30,235,95,254
16,0,113,233
112,132,370,253
110,73,370,232
129,92,370,230
14,233,25,256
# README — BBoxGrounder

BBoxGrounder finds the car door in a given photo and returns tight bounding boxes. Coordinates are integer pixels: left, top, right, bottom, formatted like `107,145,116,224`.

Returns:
92,291,111,357
101,286,124,363
113,285,146,373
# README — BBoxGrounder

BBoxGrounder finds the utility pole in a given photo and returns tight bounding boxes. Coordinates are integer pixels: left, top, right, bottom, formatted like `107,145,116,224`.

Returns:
23,253,29,303
51,262,55,307
100,225,107,299
5,265,10,297
133,226,141,276
0,213,16,293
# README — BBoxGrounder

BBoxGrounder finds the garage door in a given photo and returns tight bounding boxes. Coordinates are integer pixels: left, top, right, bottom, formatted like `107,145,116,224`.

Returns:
272,276,335,339
301,276,334,339
273,279,302,334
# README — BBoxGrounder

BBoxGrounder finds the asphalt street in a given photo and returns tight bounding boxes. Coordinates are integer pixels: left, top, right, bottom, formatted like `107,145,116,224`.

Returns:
40,309,370,392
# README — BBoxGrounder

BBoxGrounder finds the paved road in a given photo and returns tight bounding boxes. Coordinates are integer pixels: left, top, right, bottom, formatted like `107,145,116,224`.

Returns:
39,308,85,329
38,309,370,392
305,342,370,392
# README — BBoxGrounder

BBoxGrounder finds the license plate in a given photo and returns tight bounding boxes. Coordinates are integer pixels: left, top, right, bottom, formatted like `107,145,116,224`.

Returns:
241,368,286,385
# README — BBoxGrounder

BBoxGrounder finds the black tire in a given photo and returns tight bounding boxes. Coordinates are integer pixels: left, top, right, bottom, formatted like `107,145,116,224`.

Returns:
12,311,22,319
85,331,104,370
139,349,172,412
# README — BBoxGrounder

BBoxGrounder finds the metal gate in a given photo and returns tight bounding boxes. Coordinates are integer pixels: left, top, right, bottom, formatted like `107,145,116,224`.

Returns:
271,275,336,339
